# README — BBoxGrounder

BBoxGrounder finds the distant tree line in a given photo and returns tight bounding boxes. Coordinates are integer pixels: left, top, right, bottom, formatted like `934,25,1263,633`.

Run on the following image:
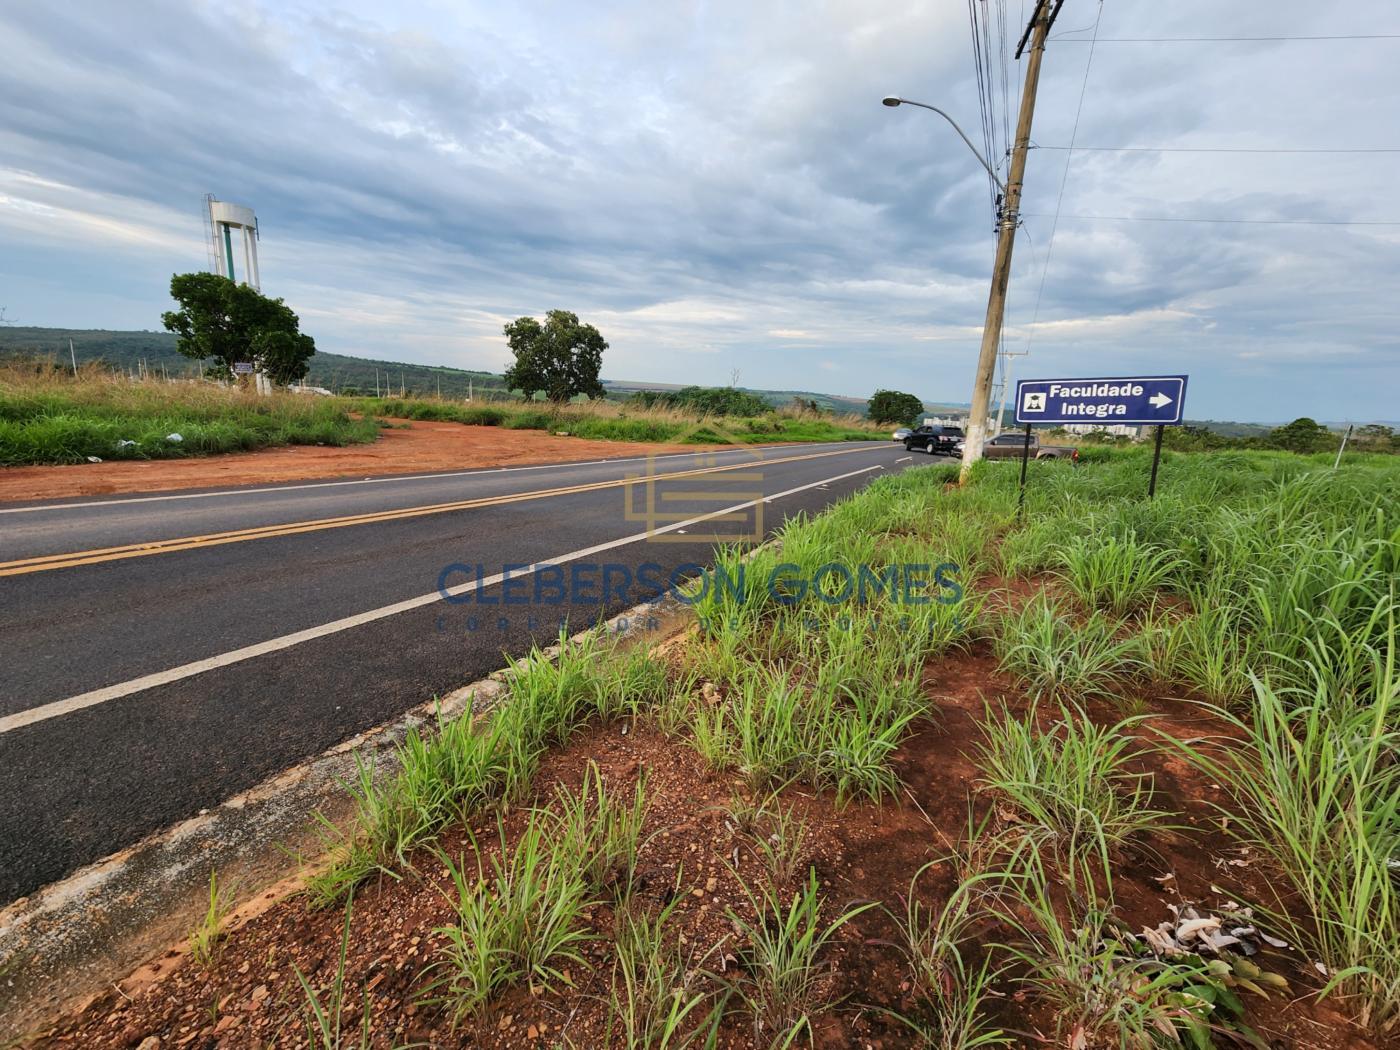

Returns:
1056,417,1400,455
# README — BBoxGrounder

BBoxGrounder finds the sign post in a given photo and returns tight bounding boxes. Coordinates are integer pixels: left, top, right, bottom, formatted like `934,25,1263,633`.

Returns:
1016,423,1033,518
1147,425,1166,498
232,361,255,392
1015,374,1189,500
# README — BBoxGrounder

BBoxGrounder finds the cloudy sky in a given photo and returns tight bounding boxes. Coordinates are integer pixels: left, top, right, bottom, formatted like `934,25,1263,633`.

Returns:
2,1,1397,421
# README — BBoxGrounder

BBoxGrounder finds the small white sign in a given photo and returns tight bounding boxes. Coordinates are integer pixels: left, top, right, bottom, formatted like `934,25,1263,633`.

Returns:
233,361,254,375
1022,391,1047,413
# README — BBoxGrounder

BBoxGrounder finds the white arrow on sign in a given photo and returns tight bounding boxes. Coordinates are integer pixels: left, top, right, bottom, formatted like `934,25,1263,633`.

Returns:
1149,392,1173,409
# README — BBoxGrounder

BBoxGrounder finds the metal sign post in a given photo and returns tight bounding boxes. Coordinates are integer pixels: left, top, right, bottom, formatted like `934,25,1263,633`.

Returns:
1147,425,1165,498
1016,423,1033,518
1015,374,1190,499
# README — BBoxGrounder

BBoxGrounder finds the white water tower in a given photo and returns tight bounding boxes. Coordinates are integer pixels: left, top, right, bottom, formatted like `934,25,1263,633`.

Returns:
203,195,260,290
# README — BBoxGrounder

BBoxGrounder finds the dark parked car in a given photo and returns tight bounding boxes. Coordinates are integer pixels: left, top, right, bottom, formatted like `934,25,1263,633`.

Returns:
904,424,964,455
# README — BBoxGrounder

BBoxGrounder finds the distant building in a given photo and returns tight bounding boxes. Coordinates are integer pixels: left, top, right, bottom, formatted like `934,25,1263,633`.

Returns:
921,416,967,429
1061,423,1147,439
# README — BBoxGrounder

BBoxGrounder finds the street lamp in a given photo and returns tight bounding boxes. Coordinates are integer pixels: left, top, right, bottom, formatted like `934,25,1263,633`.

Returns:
886,6,1051,483
883,92,1025,481
880,97,1005,194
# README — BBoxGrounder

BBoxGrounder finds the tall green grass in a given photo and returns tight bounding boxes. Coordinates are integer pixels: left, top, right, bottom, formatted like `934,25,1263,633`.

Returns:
975,703,1173,893
1167,624,1400,1031
725,868,876,1043
293,444,1400,1039
992,597,1144,704
307,634,672,906
0,366,378,464
349,394,885,445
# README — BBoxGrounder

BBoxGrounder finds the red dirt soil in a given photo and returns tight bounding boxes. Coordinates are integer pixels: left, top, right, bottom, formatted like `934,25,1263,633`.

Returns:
32,645,1383,1050
0,421,702,503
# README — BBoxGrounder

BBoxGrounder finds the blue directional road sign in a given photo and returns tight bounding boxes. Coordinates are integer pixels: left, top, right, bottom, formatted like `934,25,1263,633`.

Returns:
1015,375,1188,426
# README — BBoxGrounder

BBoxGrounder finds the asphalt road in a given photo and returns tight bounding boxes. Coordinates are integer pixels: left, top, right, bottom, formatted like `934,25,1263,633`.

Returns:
0,440,937,901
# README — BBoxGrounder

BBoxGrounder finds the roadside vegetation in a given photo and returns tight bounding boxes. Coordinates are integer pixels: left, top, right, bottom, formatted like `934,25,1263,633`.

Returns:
1058,416,1400,456
39,446,1399,1048
0,362,379,466
347,393,885,445
0,362,883,467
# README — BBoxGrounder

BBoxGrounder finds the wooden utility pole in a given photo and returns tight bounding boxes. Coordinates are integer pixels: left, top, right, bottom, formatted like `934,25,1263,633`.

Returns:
960,0,1058,483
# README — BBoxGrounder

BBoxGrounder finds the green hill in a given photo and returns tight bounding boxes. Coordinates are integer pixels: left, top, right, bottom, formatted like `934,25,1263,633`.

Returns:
0,327,886,414
0,328,506,400
10,327,1279,431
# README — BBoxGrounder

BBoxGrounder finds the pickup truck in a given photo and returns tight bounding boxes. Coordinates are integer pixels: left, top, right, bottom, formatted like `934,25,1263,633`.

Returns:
903,424,964,455
974,432,1079,462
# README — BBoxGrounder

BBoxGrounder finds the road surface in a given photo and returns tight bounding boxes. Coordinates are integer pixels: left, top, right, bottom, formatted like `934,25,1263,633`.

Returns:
0,441,934,901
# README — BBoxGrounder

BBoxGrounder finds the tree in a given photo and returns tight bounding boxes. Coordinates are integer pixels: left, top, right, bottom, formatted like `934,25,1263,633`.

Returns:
1354,424,1397,451
161,273,316,385
502,310,607,402
1163,425,1230,452
868,389,924,425
1265,417,1334,454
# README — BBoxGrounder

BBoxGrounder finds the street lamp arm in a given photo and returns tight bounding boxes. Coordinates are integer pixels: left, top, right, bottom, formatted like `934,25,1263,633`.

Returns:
882,97,1006,194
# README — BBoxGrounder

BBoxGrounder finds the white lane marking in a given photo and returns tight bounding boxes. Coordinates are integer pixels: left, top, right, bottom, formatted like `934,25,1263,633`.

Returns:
0,463,884,734
896,456,913,463
0,443,873,516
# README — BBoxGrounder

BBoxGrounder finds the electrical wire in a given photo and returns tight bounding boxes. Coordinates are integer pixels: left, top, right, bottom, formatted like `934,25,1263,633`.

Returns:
1020,0,1102,356
967,0,1003,224
1056,34,1400,42
1023,213,1400,226
1033,145,1400,153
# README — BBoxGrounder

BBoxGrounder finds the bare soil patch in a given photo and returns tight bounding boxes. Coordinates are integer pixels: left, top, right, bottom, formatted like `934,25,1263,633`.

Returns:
30,644,1380,1050
0,420,701,503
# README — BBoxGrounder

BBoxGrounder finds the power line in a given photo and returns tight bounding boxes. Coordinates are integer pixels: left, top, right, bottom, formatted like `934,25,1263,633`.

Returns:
1021,0,1101,356
1024,212,1400,226
967,0,1005,224
1055,34,1400,42
1034,144,1400,154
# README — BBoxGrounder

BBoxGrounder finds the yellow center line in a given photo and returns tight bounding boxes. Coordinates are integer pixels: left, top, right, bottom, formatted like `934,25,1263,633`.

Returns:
0,445,883,578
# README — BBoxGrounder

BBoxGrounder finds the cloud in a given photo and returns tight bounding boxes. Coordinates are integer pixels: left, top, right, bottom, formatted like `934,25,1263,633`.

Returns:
0,0,1396,420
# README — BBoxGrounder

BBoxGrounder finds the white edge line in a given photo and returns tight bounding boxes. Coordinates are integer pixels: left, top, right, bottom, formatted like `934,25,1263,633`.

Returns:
0,443,867,516
0,463,884,735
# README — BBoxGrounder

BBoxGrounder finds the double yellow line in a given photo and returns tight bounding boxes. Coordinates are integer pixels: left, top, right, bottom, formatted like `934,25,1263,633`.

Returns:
1,445,880,578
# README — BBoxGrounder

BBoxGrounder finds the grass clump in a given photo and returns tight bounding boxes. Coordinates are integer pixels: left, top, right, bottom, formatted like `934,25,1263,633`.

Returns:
1170,643,1400,1032
993,597,1144,705
551,761,650,899
724,788,813,886
887,866,1010,1049
1005,895,1251,1050
293,900,372,1050
725,868,875,1044
602,894,727,1049
1054,533,1183,616
307,635,673,907
976,704,1172,892
424,809,598,1023
187,868,233,968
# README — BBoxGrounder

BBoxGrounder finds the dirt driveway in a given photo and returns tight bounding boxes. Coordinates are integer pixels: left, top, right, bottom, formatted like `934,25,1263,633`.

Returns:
0,421,701,502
